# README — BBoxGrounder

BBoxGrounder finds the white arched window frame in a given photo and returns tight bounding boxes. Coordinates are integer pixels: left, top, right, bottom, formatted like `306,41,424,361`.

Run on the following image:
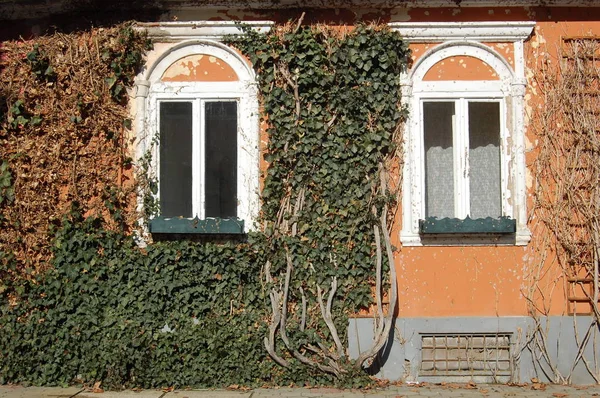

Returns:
134,37,262,233
391,22,535,246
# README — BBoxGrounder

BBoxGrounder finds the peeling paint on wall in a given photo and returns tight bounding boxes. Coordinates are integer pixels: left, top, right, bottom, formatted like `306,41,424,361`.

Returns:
422,55,499,81
161,54,238,82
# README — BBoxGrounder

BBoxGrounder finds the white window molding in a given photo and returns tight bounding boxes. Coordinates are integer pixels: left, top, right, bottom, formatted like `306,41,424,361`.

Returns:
394,23,534,246
135,21,273,42
134,33,264,233
389,21,535,43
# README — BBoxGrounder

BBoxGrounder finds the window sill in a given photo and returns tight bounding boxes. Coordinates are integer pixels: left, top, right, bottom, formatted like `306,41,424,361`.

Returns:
419,216,516,234
149,217,245,234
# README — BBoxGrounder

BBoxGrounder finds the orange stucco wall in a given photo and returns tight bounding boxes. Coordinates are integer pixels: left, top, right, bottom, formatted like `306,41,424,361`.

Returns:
395,38,530,317
161,54,238,82
154,6,600,319
422,56,499,81
391,9,600,318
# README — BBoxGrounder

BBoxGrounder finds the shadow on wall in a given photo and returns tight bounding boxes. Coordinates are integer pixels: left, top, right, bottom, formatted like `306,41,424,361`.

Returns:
0,0,165,40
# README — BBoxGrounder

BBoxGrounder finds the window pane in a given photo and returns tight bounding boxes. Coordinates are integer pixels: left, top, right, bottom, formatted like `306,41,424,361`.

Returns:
469,102,501,219
424,102,455,219
160,102,193,218
205,101,237,218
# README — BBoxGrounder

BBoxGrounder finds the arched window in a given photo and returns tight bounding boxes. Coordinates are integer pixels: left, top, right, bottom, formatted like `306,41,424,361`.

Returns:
136,38,260,234
393,22,534,246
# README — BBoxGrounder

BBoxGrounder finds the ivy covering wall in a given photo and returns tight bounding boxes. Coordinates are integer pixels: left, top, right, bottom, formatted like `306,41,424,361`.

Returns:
0,21,409,388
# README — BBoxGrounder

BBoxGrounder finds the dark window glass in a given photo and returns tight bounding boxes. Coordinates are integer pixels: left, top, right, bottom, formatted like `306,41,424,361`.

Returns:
205,101,237,218
159,102,193,218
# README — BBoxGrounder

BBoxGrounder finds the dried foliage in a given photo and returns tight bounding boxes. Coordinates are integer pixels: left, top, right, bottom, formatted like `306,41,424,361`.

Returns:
0,24,151,277
529,37,600,383
0,20,409,388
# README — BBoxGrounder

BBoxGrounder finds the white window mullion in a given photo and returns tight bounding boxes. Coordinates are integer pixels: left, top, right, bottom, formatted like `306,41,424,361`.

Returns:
500,98,510,219
453,99,467,219
419,99,427,221
153,98,161,207
193,99,203,219
452,99,460,218
461,99,471,219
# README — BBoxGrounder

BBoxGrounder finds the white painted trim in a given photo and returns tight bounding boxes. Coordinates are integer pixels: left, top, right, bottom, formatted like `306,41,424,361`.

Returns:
136,40,260,233
135,21,273,42
145,41,255,83
408,41,515,83
389,22,535,43
400,38,531,247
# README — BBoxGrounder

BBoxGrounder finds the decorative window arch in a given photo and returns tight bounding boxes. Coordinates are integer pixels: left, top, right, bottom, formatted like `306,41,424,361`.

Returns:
134,37,261,234
392,22,534,246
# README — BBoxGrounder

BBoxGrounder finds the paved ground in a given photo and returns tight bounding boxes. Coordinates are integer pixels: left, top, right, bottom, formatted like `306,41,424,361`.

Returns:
1,384,599,398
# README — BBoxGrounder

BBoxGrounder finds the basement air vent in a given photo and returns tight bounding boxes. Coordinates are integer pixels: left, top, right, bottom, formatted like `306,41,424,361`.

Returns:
420,333,512,379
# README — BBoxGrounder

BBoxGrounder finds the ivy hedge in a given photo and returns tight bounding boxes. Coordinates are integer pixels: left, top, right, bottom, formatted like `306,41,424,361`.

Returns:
225,23,408,378
0,210,270,387
0,22,409,388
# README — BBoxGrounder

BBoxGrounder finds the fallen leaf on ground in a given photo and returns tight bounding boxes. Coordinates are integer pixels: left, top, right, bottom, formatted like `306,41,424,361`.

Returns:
552,393,568,397
465,381,477,389
532,382,547,391
92,381,103,393
508,382,528,387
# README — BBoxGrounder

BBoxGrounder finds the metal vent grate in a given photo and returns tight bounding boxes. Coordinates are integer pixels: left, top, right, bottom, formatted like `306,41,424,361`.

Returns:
420,333,512,377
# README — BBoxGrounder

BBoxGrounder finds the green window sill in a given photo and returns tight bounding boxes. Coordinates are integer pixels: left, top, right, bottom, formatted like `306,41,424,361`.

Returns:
419,216,516,234
149,217,245,234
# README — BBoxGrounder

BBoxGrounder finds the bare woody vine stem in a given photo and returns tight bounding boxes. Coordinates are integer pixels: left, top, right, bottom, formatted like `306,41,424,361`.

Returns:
227,22,409,377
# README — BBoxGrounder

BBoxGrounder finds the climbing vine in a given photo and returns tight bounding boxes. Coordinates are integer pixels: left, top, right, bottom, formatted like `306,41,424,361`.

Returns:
527,36,600,383
0,24,151,278
227,21,409,376
0,20,409,388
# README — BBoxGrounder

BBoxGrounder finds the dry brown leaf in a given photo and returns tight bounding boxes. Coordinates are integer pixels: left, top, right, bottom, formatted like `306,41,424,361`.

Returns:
92,381,103,393
508,382,528,387
227,384,250,391
532,382,547,391
1,26,143,279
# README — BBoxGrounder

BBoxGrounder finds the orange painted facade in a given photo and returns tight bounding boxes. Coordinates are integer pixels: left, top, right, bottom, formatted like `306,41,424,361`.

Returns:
161,54,239,82
139,5,600,320
393,32,532,317
390,8,600,318
3,0,600,383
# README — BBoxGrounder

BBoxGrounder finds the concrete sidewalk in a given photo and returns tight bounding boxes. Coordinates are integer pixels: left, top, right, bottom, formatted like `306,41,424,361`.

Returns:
1,384,599,398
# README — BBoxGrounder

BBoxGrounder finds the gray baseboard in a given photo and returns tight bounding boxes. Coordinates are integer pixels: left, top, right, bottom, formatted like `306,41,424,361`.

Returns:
348,316,600,384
